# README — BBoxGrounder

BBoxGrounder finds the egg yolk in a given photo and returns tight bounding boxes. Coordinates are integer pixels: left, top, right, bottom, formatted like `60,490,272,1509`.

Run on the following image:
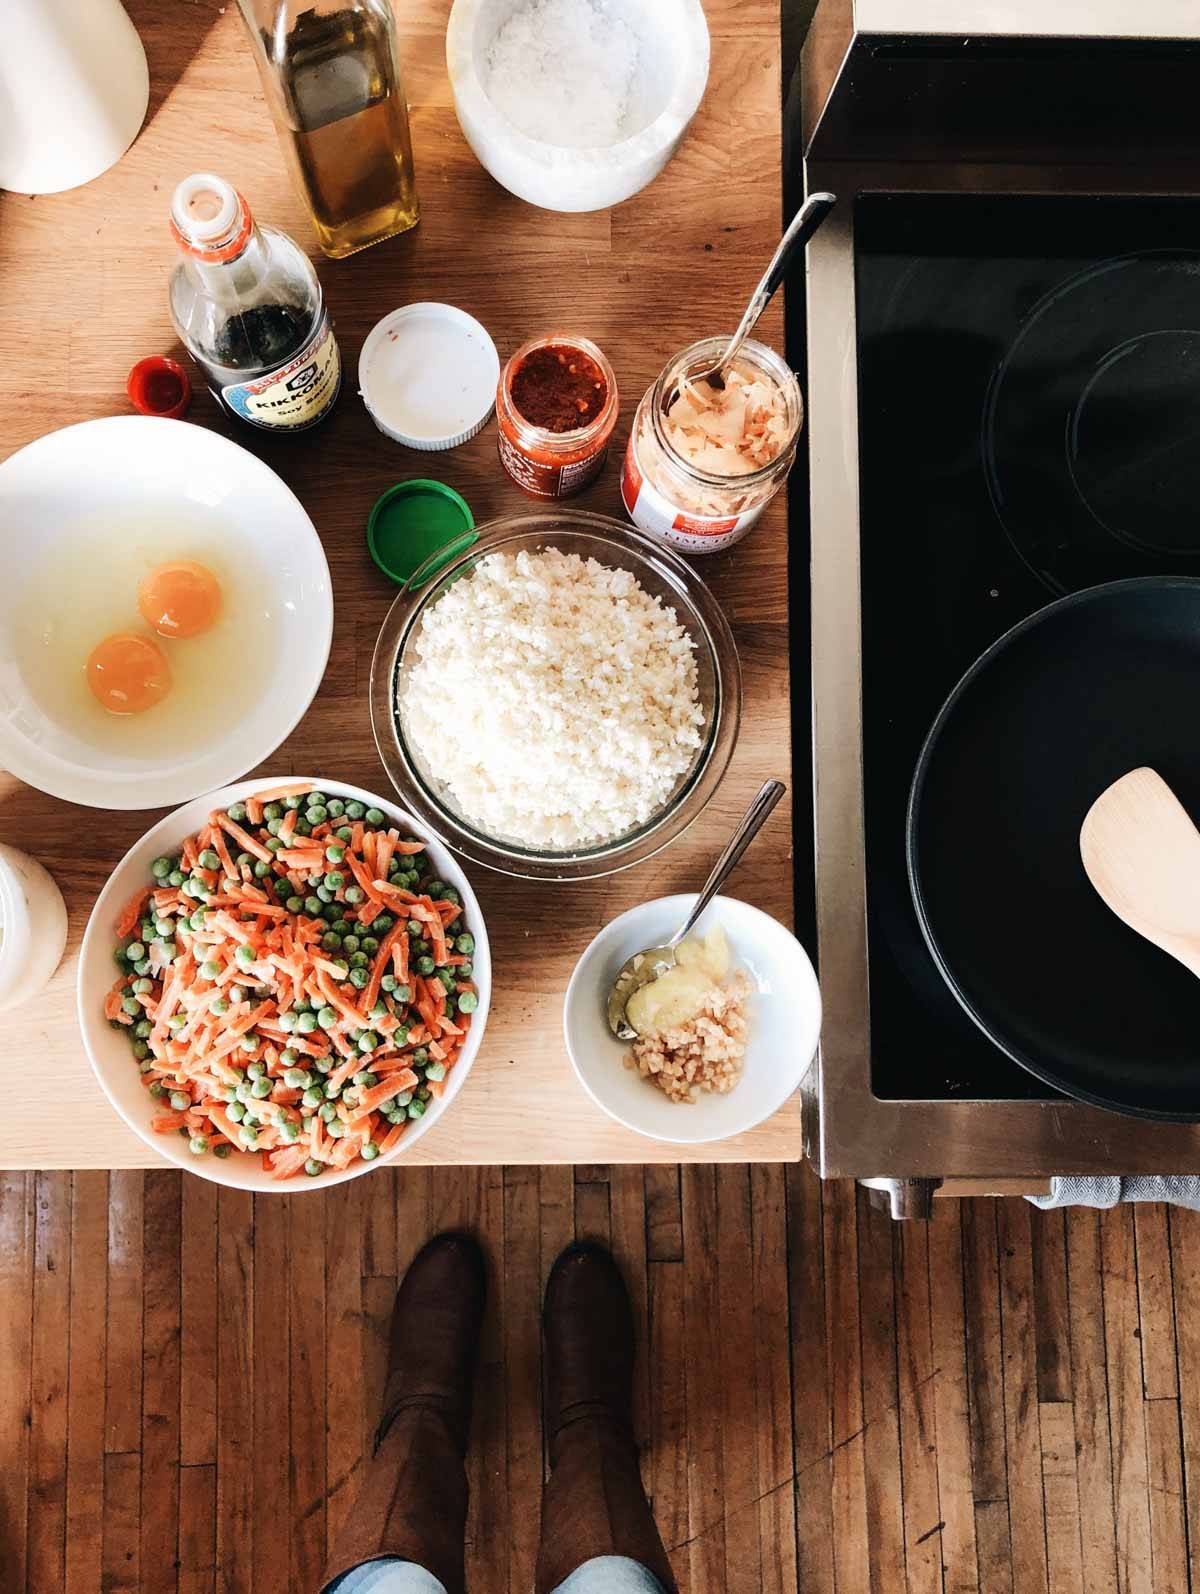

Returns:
137,560,222,639
86,633,172,715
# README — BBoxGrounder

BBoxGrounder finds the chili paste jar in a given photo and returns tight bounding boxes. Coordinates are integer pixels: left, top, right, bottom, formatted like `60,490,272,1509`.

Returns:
496,334,618,499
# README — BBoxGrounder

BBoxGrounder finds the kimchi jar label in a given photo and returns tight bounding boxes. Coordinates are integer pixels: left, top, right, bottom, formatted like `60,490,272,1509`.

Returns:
621,436,762,553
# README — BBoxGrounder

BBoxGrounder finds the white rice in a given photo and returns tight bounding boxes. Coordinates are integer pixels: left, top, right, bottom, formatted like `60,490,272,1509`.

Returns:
398,548,704,850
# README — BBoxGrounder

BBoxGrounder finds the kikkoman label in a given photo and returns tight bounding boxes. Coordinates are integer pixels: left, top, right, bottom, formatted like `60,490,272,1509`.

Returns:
221,315,341,430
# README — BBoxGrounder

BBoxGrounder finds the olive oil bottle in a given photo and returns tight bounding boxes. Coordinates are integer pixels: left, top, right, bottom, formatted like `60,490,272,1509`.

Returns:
236,1,419,259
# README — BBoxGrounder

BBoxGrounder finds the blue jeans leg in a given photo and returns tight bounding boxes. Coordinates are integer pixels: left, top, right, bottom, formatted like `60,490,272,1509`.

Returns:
326,1555,666,1594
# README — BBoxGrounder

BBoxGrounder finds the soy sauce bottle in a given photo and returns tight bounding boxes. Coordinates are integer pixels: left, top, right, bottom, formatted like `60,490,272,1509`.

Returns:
168,171,341,432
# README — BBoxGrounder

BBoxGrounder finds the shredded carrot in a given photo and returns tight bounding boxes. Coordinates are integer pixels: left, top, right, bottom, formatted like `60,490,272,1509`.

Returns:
107,793,478,1179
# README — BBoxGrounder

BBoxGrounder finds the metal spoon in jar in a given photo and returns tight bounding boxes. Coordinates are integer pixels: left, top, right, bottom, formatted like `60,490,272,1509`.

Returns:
664,191,836,409
606,779,787,1040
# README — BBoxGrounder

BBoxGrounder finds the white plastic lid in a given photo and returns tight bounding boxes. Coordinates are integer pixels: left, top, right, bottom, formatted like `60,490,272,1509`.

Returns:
171,172,240,244
358,303,500,451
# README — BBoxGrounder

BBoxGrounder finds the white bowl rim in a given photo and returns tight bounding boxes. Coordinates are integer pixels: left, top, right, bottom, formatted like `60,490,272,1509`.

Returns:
562,892,821,1145
445,0,711,170
0,416,334,810
77,775,491,1191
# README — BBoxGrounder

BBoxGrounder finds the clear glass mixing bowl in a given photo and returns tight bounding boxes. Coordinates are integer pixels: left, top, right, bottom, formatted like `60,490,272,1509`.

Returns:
369,510,742,881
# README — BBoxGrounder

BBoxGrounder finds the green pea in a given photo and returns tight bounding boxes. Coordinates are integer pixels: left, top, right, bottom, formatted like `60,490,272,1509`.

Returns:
302,1086,324,1108
369,1001,388,1020
285,895,303,914
125,940,146,964
361,1141,380,1161
132,1040,150,1060
326,872,345,892
211,995,231,1015
197,959,219,980
279,1049,299,1067
159,940,177,962
169,1090,190,1111
442,888,461,907
327,1119,346,1139
348,968,368,989
407,921,422,937
120,995,140,1017
340,934,360,955
335,825,353,843
133,959,152,977
318,1101,337,1123
357,1031,378,1053
457,991,478,1014
151,855,172,879
345,800,365,820
263,802,283,821
305,790,328,807
279,1119,301,1144
196,849,219,872
155,917,174,937
322,931,342,952
316,885,333,904
313,1057,333,1076
325,844,345,864
458,961,473,979
326,798,345,818
189,1135,208,1155
415,956,435,976
253,859,272,879
251,1078,273,1099
237,1125,258,1149
134,1018,153,1038
226,1099,245,1123
344,885,364,905
246,1060,265,1079
294,818,312,838
427,881,445,900
307,804,328,824
375,914,394,932
168,869,185,888
304,1159,323,1177
149,1081,166,1099
407,1100,426,1120
365,807,385,825
227,801,247,822
317,1006,337,1028
412,1047,429,1065
297,1012,317,1034
322,903,340,923
214,1143,232,1159
285,794,304,811
304,895,323,916
380,974,398,993
283,1067,311,1089
425,1061,447,1082
235,943,256,968
277,1011,297,1035
235,852,252,867
361,936,380,954
455,933,475,955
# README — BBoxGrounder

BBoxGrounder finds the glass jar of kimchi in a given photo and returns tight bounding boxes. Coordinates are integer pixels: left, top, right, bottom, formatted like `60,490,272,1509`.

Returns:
621,336,803,554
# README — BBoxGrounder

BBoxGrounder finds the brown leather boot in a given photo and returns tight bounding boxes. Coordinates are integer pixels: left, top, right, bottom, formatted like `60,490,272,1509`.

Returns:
321,1233,486,1594
535,1243,677,1594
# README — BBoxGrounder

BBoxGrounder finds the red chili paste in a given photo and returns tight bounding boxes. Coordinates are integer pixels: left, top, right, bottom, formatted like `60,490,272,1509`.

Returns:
510,345,608,434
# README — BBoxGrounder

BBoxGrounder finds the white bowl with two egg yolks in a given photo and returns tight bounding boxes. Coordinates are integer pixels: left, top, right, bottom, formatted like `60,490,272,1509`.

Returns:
0,416,332,809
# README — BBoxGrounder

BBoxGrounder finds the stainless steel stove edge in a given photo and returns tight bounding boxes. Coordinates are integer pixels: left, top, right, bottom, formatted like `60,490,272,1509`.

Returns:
802,182,1200,1183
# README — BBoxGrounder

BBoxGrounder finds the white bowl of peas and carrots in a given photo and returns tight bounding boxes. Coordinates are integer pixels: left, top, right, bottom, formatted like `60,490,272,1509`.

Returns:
78,777,491,1189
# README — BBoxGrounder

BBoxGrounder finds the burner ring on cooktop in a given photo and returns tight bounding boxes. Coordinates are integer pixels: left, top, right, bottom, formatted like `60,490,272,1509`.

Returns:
984,252,1200,594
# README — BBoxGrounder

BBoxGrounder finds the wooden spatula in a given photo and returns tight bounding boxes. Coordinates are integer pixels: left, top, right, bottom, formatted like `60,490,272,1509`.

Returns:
1080,767,1200,980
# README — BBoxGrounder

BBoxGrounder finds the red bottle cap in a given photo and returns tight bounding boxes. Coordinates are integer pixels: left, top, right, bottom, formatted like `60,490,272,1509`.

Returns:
127,356,192,420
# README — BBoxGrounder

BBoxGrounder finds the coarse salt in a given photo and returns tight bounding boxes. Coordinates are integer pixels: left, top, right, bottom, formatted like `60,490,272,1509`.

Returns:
483,0,642,149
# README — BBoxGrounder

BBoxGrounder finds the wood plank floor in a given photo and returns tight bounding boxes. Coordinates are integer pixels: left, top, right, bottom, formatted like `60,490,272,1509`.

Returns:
0,1169,1190,1592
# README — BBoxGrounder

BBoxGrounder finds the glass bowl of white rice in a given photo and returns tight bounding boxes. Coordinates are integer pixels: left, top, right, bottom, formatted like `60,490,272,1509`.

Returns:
369,511,740,880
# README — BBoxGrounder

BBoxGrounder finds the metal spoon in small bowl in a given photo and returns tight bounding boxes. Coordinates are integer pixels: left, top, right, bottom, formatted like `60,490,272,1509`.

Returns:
665,191,836,409
606,779,787,1040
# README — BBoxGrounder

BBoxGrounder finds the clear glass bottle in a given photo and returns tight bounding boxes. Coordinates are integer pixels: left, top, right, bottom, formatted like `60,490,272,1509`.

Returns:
235,0,419,259
168,171,342,432
621,336,803,554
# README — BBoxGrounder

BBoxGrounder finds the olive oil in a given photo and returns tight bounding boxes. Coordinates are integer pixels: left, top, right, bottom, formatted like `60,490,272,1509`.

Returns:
237,1,419,260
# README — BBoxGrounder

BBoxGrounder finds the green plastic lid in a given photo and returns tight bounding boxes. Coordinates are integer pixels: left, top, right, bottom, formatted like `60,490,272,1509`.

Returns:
367,479,477,588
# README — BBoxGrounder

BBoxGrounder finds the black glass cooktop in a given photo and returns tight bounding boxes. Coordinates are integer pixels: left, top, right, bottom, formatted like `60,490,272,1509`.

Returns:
856,192,1200,1100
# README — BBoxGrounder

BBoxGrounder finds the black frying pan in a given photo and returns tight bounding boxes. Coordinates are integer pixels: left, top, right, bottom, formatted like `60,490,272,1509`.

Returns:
907,576,1200,1120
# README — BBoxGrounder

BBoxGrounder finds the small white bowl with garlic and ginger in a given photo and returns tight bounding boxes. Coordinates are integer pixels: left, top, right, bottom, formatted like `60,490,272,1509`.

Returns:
563,894,821,1145
446,0,710,213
